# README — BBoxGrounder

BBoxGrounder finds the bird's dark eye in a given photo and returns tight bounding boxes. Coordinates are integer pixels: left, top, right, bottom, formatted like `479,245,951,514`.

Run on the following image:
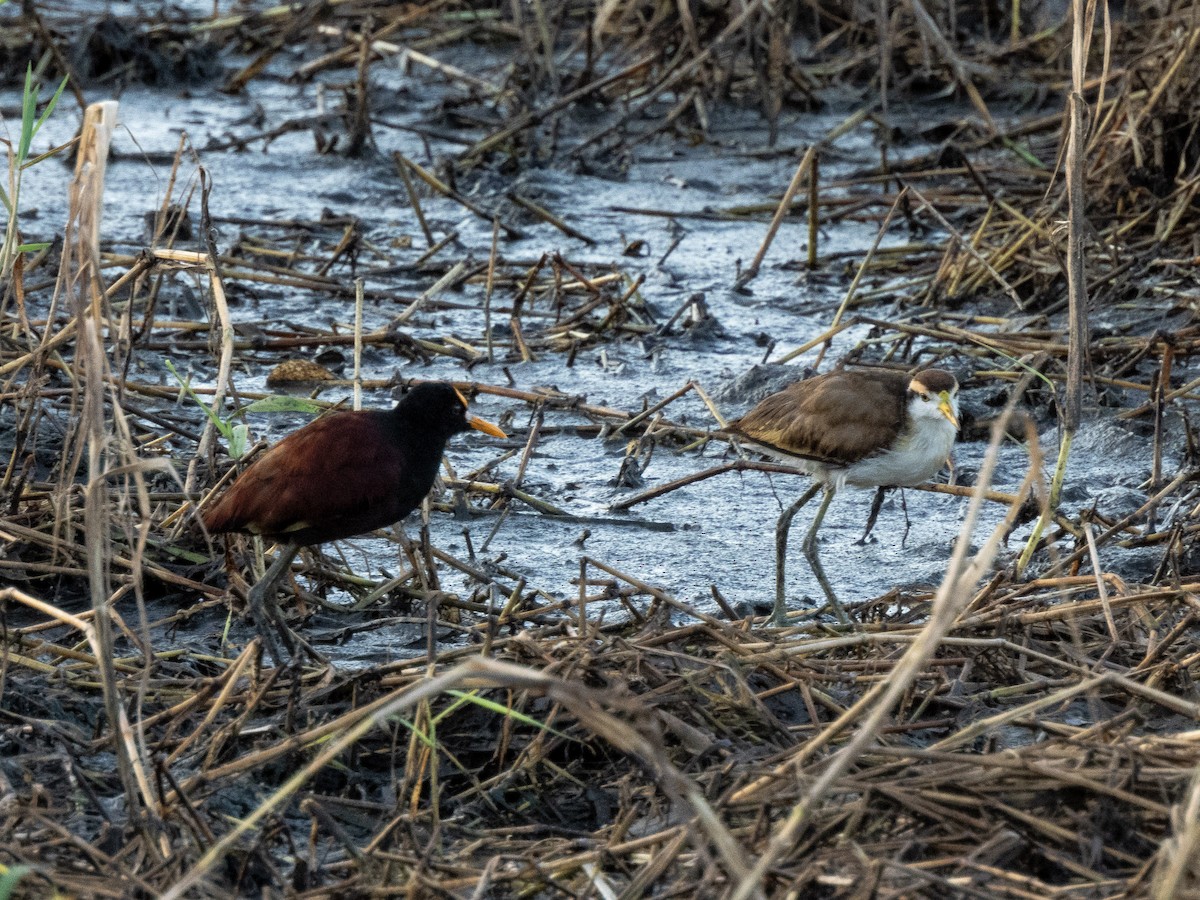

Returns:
921,394,932,402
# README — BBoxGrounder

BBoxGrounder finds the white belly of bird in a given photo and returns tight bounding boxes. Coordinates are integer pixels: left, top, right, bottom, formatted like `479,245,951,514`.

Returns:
838,417,957,490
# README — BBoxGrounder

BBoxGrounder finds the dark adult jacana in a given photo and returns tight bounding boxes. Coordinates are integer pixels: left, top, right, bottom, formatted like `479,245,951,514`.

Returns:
728,368,959,625
203,382,506,664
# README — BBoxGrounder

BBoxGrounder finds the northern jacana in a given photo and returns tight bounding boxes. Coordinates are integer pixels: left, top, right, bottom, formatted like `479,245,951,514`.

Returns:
728,368,959,625
203,382,507,664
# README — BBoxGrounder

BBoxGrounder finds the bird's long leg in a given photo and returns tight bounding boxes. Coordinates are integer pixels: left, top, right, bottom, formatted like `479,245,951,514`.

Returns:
774,482,823,625
857,486,889,545
245,543,300,667
800,487,851,625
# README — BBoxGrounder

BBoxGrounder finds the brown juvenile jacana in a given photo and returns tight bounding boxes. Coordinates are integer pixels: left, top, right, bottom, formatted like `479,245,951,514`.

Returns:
203,382,506,664
728,368,959,625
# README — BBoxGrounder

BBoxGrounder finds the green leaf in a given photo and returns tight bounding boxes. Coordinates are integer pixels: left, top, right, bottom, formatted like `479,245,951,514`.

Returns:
17,67,69,164
32,74,69,142
15,242,50,253
0,865,34,899
18,64,38,162
228,423,250,460
239,395,325,416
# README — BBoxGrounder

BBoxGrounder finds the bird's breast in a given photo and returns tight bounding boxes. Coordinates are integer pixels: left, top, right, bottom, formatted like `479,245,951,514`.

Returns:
842,417,956,488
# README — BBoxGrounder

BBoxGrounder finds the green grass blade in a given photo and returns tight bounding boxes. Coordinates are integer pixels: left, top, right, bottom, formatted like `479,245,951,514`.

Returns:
17,64,38,162
164,358,238,449
442,689,574,740
17,68,69,163
32,74,70,141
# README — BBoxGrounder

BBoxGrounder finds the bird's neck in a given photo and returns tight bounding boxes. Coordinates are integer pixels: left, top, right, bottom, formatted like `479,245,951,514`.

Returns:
891,415,956,479
387,410,452,481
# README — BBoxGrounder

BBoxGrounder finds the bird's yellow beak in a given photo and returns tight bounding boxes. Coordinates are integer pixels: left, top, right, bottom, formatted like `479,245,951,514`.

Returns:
454,386,507,438
468,415,507,438
938,392,960,430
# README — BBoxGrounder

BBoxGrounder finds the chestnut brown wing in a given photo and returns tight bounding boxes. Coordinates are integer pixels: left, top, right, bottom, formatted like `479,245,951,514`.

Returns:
203,410,417,544
729,371,908,465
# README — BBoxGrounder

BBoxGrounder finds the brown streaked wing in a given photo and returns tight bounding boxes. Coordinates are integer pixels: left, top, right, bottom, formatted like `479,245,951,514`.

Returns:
730,370,909,465
202,411,404,539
